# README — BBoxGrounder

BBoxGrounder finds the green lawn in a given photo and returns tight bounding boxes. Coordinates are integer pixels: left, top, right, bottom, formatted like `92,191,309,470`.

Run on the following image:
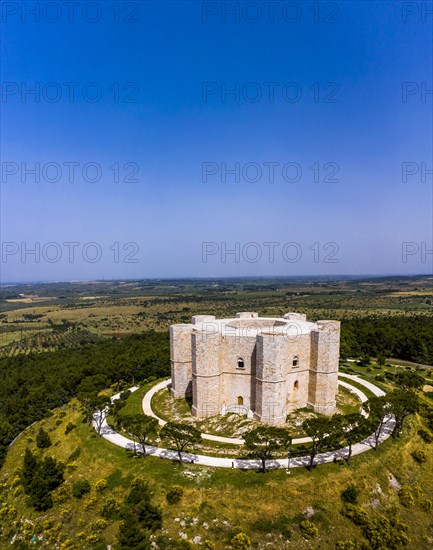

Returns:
150,384,361,441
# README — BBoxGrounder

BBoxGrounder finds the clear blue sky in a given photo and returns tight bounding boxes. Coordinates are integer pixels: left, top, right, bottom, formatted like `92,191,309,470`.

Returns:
1,0,432,282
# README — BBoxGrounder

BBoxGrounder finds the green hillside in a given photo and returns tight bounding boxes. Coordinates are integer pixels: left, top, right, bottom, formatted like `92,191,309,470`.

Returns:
1,383,432,549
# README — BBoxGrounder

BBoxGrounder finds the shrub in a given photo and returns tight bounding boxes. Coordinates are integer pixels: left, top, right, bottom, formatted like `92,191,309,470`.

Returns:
36,427,52,449
231,532,251,549
421,499,432,511
11,476,21,488
412,449,428,463
6,505,17,519
91,518,108,532
54,484,70,504
0,506,10,519
72,480,91,498
418,429,433,443
229,526,243,538
95,479,108,493
299,520,318,539
126,478,152,505
342,504,369,526
65,422,76,435
358,355,371,367
58,538,77,549
101,498,122,520
86,534,100,544
84,496,97,510
166,485,183,505
341,485,359,504
67,461,77,472
60,508,72,521
119,389,132,401
203,542,216,550
42,519,54,530
398,485,415,507
343,505,410,548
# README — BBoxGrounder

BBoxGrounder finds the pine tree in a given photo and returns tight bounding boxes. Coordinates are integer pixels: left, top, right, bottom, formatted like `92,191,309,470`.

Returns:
118,512,150,549
28,470,53,511
21,448,38,492
36,427,52,449
20,449,64,511
41,456,64,490
126,479,162,532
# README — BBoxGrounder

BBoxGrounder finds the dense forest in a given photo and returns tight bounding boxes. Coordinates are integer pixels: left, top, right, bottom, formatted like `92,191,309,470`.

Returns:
340,316,433,365
0,331,170,467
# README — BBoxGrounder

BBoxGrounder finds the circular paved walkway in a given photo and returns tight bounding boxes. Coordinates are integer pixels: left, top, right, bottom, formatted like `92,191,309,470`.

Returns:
94,374,394,469
142,375,375,445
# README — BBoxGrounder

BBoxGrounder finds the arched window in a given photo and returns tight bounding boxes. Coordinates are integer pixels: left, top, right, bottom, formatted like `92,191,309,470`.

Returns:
238,396,244,406
294,381,299,390
292,355,299,367
237,358,245,369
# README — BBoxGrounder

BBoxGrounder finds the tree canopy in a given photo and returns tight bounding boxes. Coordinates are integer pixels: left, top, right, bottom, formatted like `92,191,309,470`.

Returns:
120,414,159,457
244,425,292,472
302,416,337,469
160,422,202,464
0,331,169,468
340,316,433,365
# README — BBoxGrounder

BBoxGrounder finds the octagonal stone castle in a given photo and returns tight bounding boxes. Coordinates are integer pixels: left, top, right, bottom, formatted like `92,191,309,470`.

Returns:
170,312,340,425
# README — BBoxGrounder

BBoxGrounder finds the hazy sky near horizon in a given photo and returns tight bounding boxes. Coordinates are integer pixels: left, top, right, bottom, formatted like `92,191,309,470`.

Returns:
1,0,432,282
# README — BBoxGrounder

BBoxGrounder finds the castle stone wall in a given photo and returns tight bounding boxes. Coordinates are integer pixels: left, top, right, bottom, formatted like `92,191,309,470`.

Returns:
219,335,257,412
170,312,340,424
308,321,340,414
170,324,193,398
191,330,221,417
255,334,289,425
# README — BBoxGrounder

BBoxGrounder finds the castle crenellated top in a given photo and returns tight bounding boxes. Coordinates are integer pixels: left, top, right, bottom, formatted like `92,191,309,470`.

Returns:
186,312,334,338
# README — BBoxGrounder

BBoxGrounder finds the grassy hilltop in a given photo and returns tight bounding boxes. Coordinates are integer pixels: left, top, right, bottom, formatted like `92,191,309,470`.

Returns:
1,378,433,549
0,276,432,548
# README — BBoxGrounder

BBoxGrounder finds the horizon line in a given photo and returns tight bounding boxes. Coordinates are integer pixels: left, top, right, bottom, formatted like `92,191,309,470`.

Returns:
1,273,433,286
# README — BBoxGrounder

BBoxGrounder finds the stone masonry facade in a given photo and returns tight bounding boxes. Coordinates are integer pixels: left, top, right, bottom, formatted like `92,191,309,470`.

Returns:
170,312,340,425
